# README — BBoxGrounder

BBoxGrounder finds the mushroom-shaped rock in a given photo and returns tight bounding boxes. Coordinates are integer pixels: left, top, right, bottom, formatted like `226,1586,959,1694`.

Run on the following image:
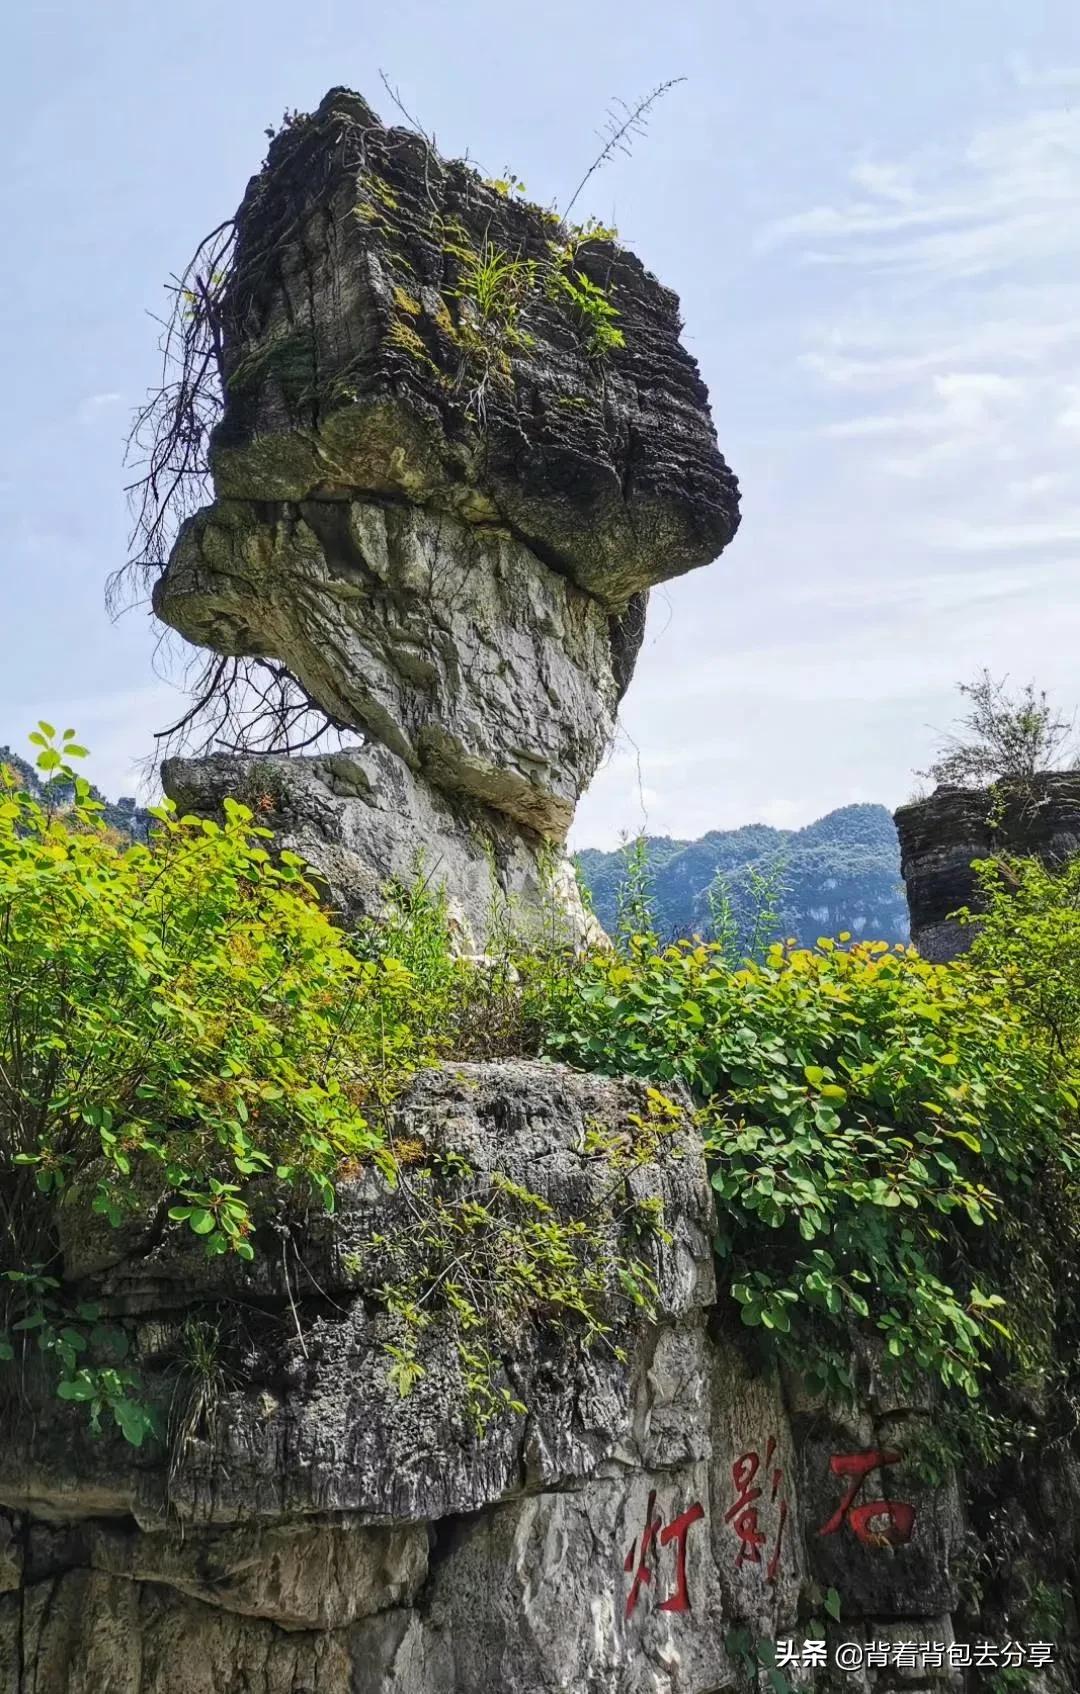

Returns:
151,86,741,933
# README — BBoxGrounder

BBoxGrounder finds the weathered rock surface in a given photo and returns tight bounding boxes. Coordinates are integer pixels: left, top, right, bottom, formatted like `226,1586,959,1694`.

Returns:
2,1060,1036,1693
150,85,741,941
157,499,618,841
895,773,1080,960
202,87,740,607
161,745,604,953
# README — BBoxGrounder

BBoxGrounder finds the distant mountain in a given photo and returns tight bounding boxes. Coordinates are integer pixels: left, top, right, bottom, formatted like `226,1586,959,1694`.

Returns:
0,746,152,841
575,803,909,950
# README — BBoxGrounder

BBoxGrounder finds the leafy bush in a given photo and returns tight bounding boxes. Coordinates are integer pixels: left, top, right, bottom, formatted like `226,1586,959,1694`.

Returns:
0,730,657,1443
538,921,1080,1403
11,719,1080,1453
0,727,441,1438
918,669,1075,789
963,853,1080,1065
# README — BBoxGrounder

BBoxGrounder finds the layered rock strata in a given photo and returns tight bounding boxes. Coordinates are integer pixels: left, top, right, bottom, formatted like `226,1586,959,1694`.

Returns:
150,86,741,946
895,772,1080,960
0,1062,986,1694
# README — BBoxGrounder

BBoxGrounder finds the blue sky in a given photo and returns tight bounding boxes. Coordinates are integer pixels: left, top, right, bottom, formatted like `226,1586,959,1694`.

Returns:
3,1,1079,847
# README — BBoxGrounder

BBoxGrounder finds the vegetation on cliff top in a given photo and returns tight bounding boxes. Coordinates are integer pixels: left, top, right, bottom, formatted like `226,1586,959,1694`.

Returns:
3,726,1080,1461
918,669,1077,791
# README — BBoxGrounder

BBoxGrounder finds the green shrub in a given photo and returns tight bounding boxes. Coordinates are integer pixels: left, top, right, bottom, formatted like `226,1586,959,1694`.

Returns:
538,920,1080,1403
0,730,655,1443
0,727,438,1439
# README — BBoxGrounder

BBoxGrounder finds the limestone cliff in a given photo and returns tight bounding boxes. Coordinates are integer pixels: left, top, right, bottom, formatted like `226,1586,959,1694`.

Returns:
895,772,1080,960
0,1064,1003,1693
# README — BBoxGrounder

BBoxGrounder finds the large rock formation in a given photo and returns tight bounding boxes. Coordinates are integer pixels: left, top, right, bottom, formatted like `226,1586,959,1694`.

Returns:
40,87,1076,1694
151,86,741,948
161,742,605,951
0,1061,1002,1693
895,773,1080,960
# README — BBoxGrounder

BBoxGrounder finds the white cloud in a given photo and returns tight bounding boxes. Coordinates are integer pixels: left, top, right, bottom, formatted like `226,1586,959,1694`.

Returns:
929,518,1080,553
578,72,1080,849
764,105,1080,283
78,391,123,421
1010,58,1080,92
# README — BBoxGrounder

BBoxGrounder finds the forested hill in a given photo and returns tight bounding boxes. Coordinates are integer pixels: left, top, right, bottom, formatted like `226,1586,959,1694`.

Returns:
0,746,152,841
575,802,909,948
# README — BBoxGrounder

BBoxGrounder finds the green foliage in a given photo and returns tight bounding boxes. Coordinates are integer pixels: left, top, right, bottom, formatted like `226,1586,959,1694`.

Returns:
482,170,528,198
546,259,625,357
0,727,442,1441
724,1629,795,1694
436,215,624,418
714,853,792,962
544,218,625,358
537,914,1080,1405
918,669,1075,790
576,804,909,951
445,235,538,331
963,853,1080,1066
613,832,659,951
0,735,668,1446
349,1141,666,1433
14,714,1080,1466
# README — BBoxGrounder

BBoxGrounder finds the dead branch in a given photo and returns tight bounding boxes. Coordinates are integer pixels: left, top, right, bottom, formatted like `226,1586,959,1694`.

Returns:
561,78,686,222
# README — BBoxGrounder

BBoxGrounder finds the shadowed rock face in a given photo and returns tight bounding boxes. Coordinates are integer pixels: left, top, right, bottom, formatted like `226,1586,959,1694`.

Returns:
202,87,740,607
150,85,741,940
895,772,1080,960
0,1061,988,1693
157,499,617,842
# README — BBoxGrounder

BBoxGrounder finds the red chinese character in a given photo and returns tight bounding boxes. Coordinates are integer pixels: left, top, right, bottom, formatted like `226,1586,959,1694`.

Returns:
766,1497,789,1584
726,1447,766,1566
624,1492,705,1618
725,1436,789,1582
658,1502,705,1613
817,1449,916,1548
624,1489,662,1618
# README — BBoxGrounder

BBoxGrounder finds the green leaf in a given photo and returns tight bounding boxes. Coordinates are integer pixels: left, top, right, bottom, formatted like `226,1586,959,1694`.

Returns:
57,1375,98,1402
945,1129,982,1153
824,1586,842,1621
113,1399,153,1448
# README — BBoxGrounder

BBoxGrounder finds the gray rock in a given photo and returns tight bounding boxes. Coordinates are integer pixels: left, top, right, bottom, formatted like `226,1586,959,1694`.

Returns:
895,772,1080,960
150,86,743,949
203,87,740,609
10,1057,1034,1691
156,499,620,842
161,744,605,954
6,1063,716,1530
